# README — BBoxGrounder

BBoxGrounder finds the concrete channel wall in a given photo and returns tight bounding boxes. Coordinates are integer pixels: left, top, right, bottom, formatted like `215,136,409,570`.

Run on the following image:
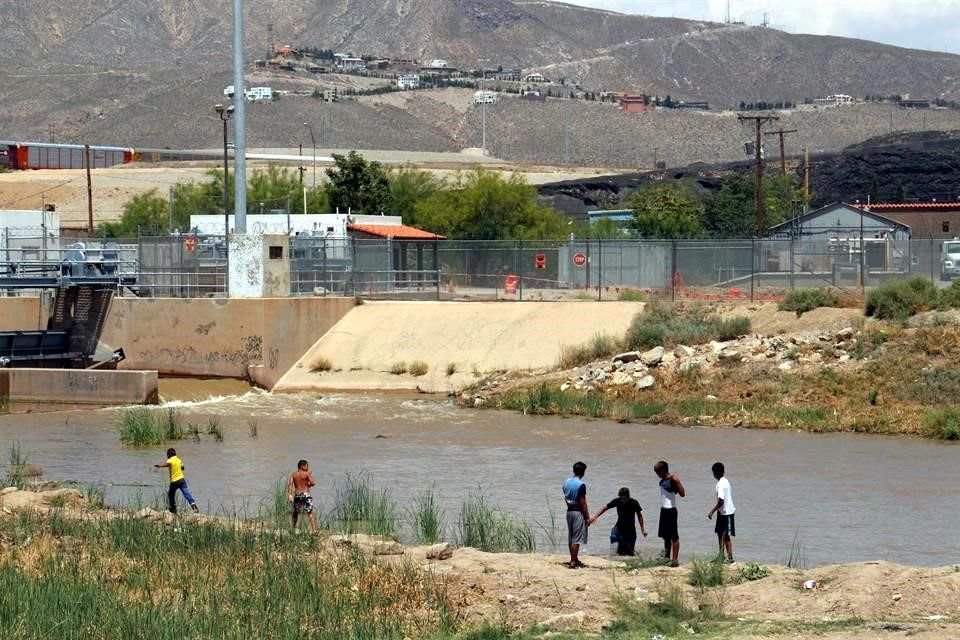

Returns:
274,300,644,393
0,368,158,405
100,297,355,389
0,296,46,331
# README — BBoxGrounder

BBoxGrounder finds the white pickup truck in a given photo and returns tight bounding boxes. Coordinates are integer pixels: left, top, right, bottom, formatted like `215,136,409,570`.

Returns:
941,239,960,280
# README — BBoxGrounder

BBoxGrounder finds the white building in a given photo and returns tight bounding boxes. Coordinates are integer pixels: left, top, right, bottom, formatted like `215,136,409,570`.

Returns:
430,59,449,69
814,94,854,107
337,57,366,71
189,213,404,237
473,90,498,104
397,74,421,90
523,72,546,83
246,86,273,102
0,209,61,263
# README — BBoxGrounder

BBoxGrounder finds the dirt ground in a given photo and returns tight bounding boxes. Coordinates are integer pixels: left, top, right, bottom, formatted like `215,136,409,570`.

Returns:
3,488,958,639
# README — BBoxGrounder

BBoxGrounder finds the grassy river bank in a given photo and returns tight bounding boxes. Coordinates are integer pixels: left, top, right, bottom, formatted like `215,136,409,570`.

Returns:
463,293,960,441
1,488,958,640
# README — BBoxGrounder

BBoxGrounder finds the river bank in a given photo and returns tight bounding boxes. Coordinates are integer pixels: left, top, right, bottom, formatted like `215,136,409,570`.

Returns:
1,487,958,639
462,303,960,440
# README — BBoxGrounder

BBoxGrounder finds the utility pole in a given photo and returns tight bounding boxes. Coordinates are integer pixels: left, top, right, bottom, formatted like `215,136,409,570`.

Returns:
232,0,247,233
298,143,307,214
84,144,94,233
803,147,810,210
764,127,797,174
478,58,489,156
738,114,779,235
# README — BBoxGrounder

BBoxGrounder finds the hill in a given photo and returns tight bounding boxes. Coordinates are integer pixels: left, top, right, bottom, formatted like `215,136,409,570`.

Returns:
2,0,960,162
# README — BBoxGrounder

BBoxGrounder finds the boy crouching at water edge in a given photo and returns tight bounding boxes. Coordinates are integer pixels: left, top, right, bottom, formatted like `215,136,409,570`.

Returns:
562,461,590,569
154,448,199,514
706,461,736,564
589,487,647,556
287,459,318,532
654,460,684,567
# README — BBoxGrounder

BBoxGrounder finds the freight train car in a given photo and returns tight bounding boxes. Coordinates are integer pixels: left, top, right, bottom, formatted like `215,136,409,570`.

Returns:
0,141,136,170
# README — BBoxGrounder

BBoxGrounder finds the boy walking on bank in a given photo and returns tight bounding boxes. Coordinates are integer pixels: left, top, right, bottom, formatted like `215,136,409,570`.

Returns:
562,461,590,569
287,459,318,532
154,448,199,514
706,461,736,563
654,460,685,567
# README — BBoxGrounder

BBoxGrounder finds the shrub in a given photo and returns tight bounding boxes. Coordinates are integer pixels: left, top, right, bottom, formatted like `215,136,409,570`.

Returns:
411,485,445,544
779,288,839,317
457,491,535,552
688,555,726,589
205,417,224,442
912,324,960,356
389,362,408,375
117,408,184,446
5,442,30,489
558,333,620,368
446,362,457,376
332,472,399,536
864,277,938,321
625,302,750,350
409,361,429,377
735,562,771,582
907,367,960,405
922,408,960,440
617,288,648,302
309,356,333,373
937,280,960,309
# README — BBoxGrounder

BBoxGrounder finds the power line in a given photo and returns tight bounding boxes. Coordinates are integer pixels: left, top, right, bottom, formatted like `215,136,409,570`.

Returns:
738,114,779,235
763,128,798,174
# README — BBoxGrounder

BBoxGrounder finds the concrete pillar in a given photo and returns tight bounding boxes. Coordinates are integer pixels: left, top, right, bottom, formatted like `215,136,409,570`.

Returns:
228,234,291,298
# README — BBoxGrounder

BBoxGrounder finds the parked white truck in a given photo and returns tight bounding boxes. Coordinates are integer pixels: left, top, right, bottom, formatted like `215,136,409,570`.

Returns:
942,239,960,280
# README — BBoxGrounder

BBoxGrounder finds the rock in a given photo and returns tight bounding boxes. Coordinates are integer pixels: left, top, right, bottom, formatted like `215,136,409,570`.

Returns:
161,511,175,525
674,345,695,358
609,371,633,386
373,541,405,556
473,397,485,408
612,351,641,364
425,542,454,560
679,360,702,373
0,487,18,496
892,593,902,601
543,611,586,631
706,395,718,401
635,375,655,390
560,382,571,392
838,354,851,362
135,507,160,519
641,346,664,366
312,287,328,296
836,327,855,340
718,348,742,361
778,361,794,371
709,340,730,355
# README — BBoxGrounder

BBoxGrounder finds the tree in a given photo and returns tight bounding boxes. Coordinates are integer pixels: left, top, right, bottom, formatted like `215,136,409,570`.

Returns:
388,167,441,226
98,190,169,237
414,169,566,240
571,217,624,239
248,164,327,214
702,172,801,237
325,151,391,214
626,182,703,238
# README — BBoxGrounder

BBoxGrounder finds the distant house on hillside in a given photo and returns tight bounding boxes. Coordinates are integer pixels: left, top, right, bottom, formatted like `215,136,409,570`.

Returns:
523,72,546,83
898,99,930,109
396,74,421,90
430,59,449,69
620,95,650,113
814,94,854,107
336,57,366,71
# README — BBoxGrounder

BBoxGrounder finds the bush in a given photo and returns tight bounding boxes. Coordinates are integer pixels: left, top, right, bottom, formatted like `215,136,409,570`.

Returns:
457,491,535,552
389,362,408,375
117,408,184,446
779,288,839,317
309,356,333,373
558,332,620,368
446,362,457,376
625,302,750,350
332,472,399,536
735,562,771,582
937,280,960,309
865,277,938,321
922,408,960,440
409,361,429,377
688,555,726,589
617,288,648,302
907,367,960,405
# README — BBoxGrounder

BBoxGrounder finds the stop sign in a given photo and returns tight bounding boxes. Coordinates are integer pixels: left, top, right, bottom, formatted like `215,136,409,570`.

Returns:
572,252,587,267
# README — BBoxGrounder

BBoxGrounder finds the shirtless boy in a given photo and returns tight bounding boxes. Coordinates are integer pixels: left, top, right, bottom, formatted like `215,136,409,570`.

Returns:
287,459,318,531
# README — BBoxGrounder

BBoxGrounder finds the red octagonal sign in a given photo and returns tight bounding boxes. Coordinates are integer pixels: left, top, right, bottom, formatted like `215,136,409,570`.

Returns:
572,252,587,267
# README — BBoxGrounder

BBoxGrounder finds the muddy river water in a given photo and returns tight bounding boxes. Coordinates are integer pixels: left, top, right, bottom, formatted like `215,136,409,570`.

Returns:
2,383,958,567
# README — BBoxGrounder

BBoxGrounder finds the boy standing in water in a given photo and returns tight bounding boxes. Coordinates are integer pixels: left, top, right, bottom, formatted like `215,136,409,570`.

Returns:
707,461,736,563
154,448,199,514
562,461,590,568
287,459,318,532
588,487,647,556
654,460,685,567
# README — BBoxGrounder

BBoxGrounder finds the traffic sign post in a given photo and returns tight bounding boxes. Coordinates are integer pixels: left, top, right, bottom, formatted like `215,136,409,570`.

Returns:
534,253,546,269
184,236,197,251
572,252,587,267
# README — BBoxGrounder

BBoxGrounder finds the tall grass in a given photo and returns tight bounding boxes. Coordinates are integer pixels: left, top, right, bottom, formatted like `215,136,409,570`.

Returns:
558,333,621,368
922,408,960,440
497,383,664,422
0,512,457,640
626,302,750,350
205,416,224,442
785,530,807,569
333,472,399,537
779,288,839,317
411,485,445,544
5,441,29,489
688,555,727,589
610,578,717,638
457,491,535,553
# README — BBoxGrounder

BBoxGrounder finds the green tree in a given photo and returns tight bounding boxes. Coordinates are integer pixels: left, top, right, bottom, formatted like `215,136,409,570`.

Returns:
626,182,703,238
98,190,169,237
325,151,391,214
388,167,441,226
414,169,566,240
702,172,801,237
571,217,624,239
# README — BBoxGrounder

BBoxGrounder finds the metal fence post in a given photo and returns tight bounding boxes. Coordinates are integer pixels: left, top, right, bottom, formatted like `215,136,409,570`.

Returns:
750,237,755,302
930,235,935,283
585,239,591,290
597,239,603,301
789,234,795,290
517,239,523,301
671,240,677,302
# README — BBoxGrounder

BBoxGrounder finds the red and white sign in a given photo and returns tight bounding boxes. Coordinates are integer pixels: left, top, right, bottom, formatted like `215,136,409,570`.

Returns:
534,253,546,269
572,252,587,267
184,236,198,251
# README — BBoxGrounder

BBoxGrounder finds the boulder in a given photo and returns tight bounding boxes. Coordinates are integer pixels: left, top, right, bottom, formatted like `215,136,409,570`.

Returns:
634,375,655,390
136,507,161,520
425,542,454,560
0,487,17,496
836,327,855,340
609,371,634,386
661,352,676,365
612,351,641,364
718,348,742,361
373,541,405,556
640,346,664,366
778,361,794,371
560,382,571,392
674,345,695,358
543,611,586,631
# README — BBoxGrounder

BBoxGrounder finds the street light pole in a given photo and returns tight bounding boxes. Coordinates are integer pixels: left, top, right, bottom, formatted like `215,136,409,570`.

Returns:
215,103,234,296
304,122,317,188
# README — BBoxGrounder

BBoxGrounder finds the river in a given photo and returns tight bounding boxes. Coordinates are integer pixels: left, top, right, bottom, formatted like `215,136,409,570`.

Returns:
2,383,958,567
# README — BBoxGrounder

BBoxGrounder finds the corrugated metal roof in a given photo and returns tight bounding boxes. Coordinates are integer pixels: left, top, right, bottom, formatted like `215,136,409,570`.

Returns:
859,203,960,211
347,224,445,240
